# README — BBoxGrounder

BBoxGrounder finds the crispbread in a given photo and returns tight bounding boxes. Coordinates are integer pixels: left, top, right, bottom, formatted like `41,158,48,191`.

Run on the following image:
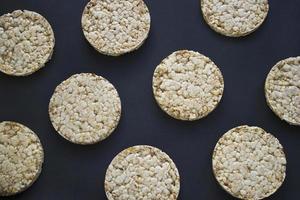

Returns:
152,50,224,121
49,73,121,145
104,145,180,200
0,121,44,196
212,125,286,199
201,0,269,37
81,0,151,56
265,57,300,126
0,10,55,76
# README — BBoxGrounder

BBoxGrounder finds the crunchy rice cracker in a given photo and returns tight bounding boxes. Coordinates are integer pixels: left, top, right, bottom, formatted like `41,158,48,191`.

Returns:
49,73,121,145
0,10,55,76
81,0,151,56
212,125,286,199
153,50,224,121
0,121,44,196
105,145,180,200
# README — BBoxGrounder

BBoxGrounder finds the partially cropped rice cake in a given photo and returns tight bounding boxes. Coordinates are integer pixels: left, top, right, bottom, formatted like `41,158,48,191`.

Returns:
0,121,44,196
81,0,151,56
201,0,269,37
49,73,121,145
265,57,300,125
153,50,224,121
0,10,55,76
212,125,286,199
105,145,180,200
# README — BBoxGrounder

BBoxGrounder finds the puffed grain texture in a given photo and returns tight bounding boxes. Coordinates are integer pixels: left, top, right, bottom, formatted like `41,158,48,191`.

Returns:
265,57,300,126
0,10,55,76
201,0,269,37
212,125,286,200
0,121,44,196
81,0,151,56
105,145,180,200
153,50,224,121
49,73,121,145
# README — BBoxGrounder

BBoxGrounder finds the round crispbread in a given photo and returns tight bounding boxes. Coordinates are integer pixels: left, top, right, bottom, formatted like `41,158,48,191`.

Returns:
81,0,151,56
153,50,224,121
201,0,269,37
104,145,180,200
212,125,286,200
49,73,121,145
265,57,300,126
0,121,44,196
0,10,55,76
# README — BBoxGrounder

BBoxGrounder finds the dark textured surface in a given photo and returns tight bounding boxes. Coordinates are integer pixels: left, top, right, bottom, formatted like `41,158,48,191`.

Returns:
0,0,299,199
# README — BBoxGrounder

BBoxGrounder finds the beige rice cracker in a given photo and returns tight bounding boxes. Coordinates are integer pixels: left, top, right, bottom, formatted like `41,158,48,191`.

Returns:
81,0,151,56
201,0,269,37
0,121,44,196
105,145,180,200
212,125,286,200
153,50,224,121
49,73,121,145
0,10,55,76
265,57,300,126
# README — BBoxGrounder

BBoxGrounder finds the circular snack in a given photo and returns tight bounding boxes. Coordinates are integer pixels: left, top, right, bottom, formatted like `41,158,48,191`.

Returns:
0,121,44,196
49,73,121,145
212,125,286,199
201,0,269,37
153,50,224,121
81,0,151,56
105,145,180,200
0,10,55,76
265,57,300,125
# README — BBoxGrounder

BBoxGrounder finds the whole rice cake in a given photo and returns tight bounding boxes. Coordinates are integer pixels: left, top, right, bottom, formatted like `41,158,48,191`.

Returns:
49,73,121,145
153,50,224,121
212,125,286,199
105,145,180,200
201,0,269,37
0,121,44,196
81,0,151,56
265,57,300,126
0,10,55,76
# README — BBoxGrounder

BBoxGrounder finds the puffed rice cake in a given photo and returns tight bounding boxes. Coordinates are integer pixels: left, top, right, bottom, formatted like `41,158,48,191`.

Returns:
81,0,151,56
212,125,286,200
0,10,55,76
201,0,269,37
104,145,180,200
0,121,44,196
49,73,121,145
153,50,224,121
265,57,300,126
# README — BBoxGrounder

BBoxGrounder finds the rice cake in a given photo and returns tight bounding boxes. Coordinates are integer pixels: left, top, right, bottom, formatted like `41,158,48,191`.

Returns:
212,125,286,199
201,0,269,37
0,121,44,196
265,57,300,126
49,73,121,145
152,50,224,121
0,10,55,76
105,145,180,200
81,0,151,56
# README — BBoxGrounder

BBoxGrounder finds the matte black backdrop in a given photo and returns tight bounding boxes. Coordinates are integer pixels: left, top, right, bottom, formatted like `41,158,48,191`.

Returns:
0,0,300,199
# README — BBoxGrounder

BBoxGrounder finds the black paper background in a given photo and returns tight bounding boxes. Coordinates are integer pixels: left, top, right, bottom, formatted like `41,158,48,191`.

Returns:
1,0,300,199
